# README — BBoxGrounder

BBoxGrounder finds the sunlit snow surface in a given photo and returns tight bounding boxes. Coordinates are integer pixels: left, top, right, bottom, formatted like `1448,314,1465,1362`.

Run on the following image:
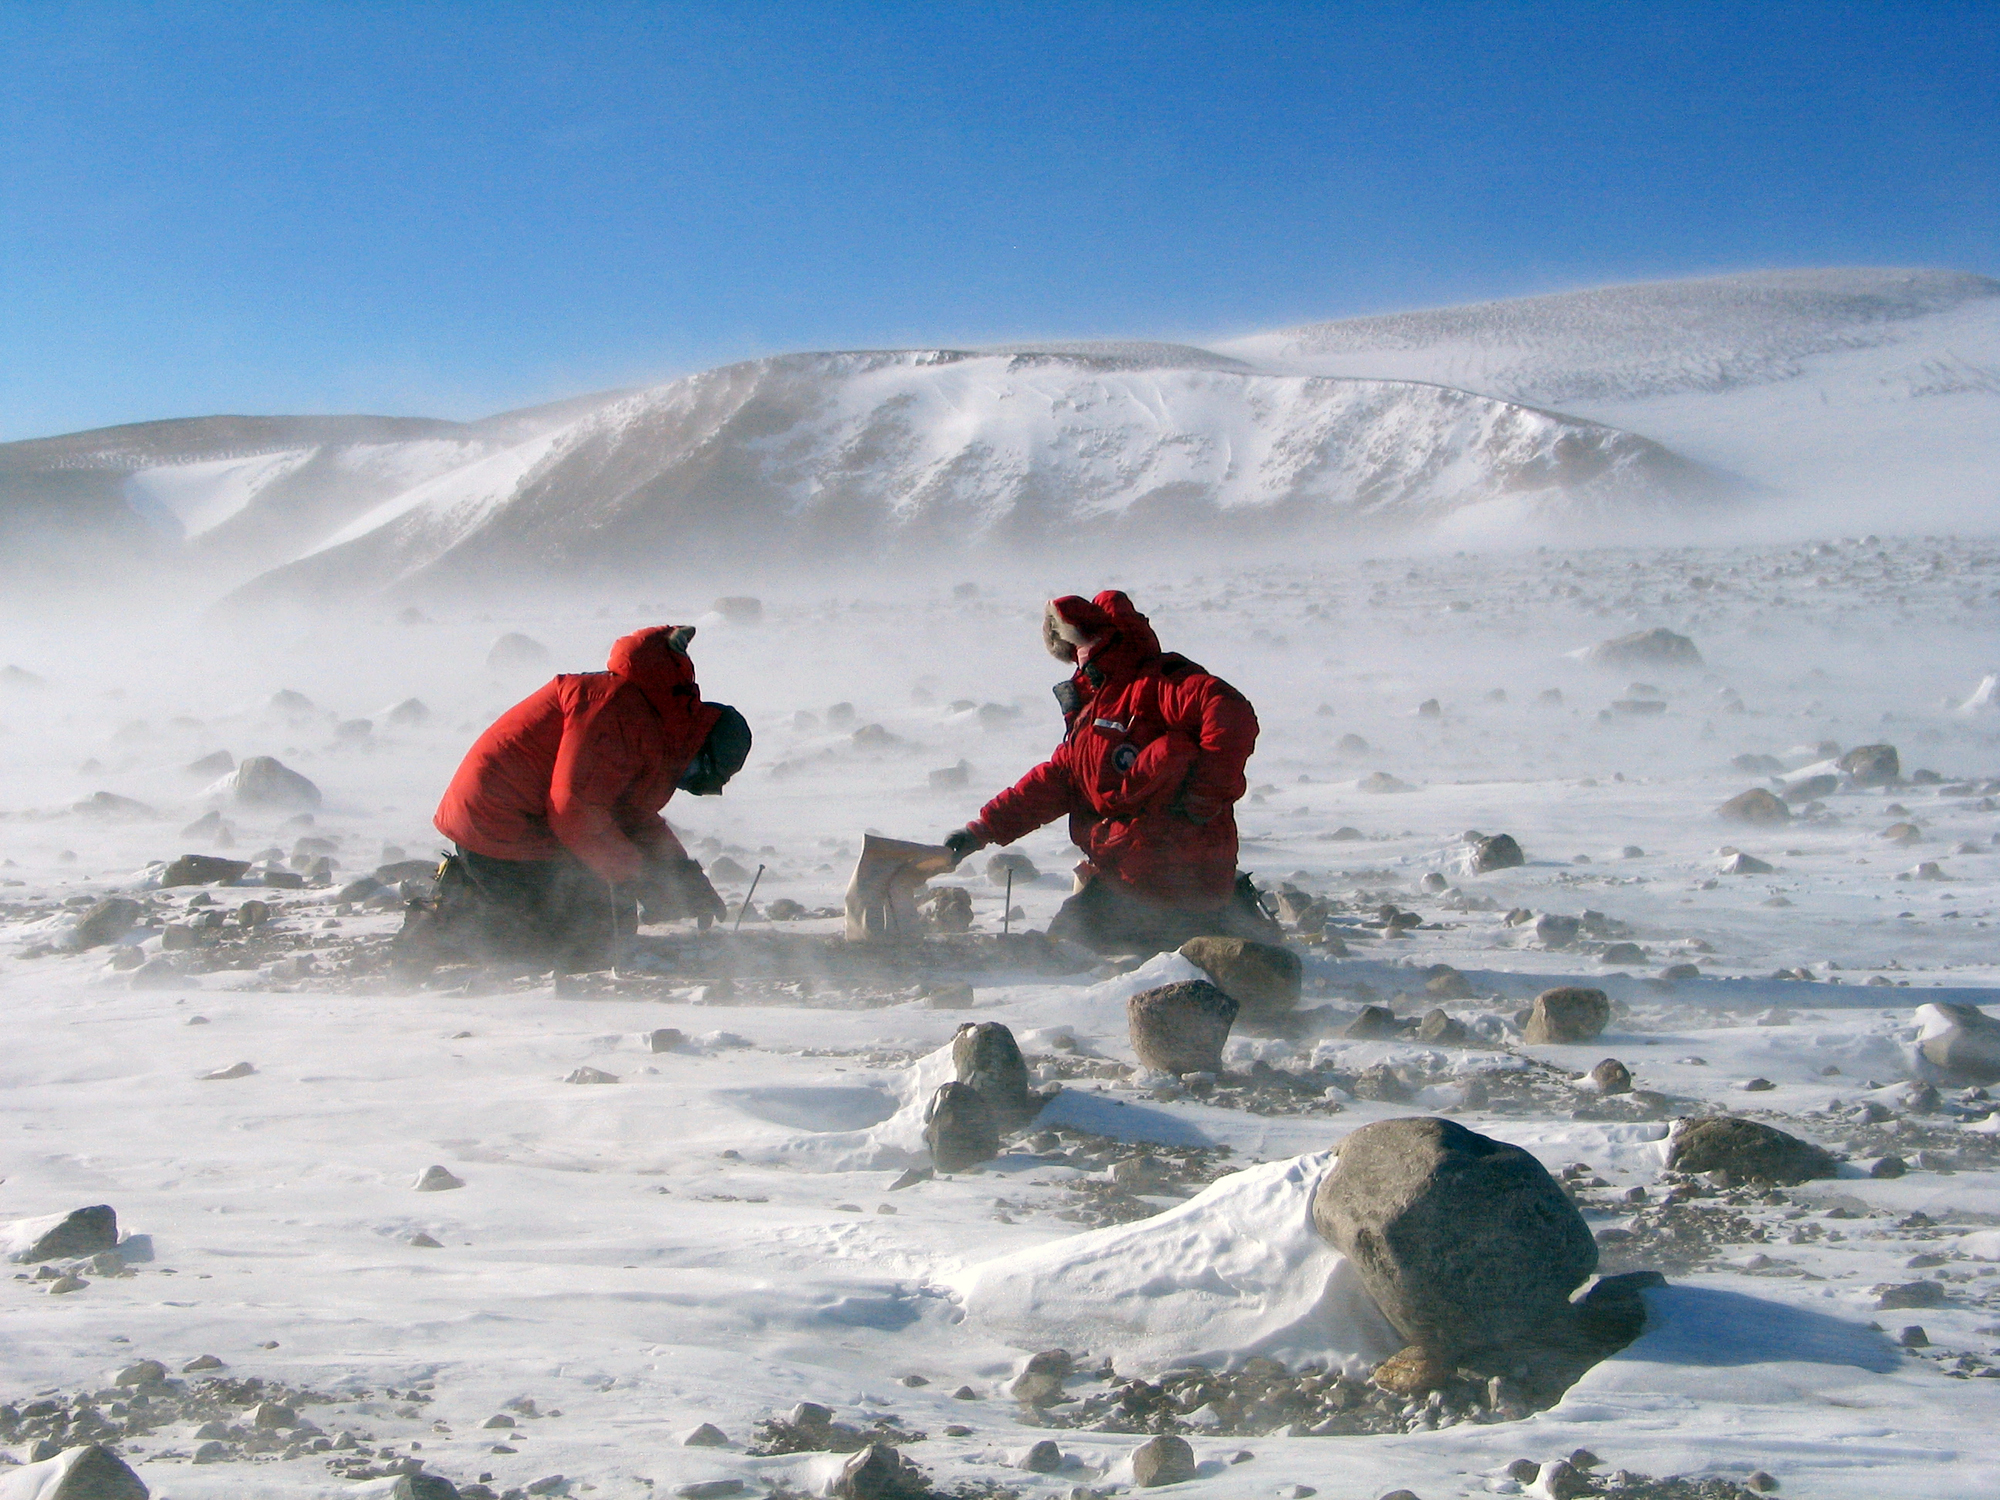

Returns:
2,536,1999,1497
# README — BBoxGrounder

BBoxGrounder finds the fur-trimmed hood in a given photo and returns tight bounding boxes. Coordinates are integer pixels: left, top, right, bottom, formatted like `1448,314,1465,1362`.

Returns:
1042,591,1162,680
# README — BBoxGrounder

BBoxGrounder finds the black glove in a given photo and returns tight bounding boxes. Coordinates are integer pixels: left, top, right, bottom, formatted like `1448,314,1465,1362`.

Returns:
639,857,727,929
942,828,985,867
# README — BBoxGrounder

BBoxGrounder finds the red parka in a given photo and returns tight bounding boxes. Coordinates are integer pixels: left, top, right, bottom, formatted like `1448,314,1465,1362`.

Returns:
434,627,721,884
970,592,1257,909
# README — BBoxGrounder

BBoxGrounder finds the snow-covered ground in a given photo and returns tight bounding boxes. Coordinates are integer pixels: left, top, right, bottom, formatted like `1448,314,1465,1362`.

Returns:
1,533,1998,1499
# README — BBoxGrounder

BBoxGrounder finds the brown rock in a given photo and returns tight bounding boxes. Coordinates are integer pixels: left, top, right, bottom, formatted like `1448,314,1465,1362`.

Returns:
1130,1434,1196,1488
1718,788,1790,825
1667,1117,1837,1185
1128,980,1237,1075
1523,988,1611,1044
1370,1345,1453,1395
1177,936,1301,1025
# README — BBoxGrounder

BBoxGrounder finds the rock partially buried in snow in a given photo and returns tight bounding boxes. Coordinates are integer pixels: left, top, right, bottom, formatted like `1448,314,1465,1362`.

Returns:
1129,1434,1196,1488
565,1066,619,1084
160,854,250,887
0,1443,149,1500
1522,988,1609,1044
1467,832,1525,872
206,755,322,812
3,1205,118,1263
1589,1059,1633,1094
924,1082,998,1173
1176,937,1301,1027
831,1442,929,1500
1129,980,1238,1075
1718,850,1775,875
64,899,143,952
1311,1117,1598,1365
1838,743,1900,786
200,1061,256,1080
1667,1117,1836,1185
1717,788,1790,825
1915,1003,2000,1084
951,1022,1040,1129
1582,627,1703,669
413,1165,465,1192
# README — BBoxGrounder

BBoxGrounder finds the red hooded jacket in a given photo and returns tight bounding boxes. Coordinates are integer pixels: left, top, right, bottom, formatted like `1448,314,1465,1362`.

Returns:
971,592,1257,909
434,627,722,883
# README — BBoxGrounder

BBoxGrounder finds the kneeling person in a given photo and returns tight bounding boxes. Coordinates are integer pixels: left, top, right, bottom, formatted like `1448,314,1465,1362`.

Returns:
942,591,1280,955
413,624,749,970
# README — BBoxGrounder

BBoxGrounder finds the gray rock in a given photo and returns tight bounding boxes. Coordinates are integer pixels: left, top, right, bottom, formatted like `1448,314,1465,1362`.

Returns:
15,1204,118,1262
1917,1003,2000,1084
1875,1280,1945,1310
1523,988,1610,1044
1424,966,1475,1000
832,1443,929,1500
1598,942,1647,965
252,1400,298,1428
1176,936,1301,1026
487,633,551,672
676,1483,745,1499
386,698,430,727
1344,1004,1403,1040
1718,788,1790,825
713,596,763,624
14,1448,140,1496
924,1082,998,1173
1415,1009,1468,1045
393,1477,463,1500
69,898,143,951
193,1440,229,1463
986,850,1039,884
1130,1434,1196,1488
1589,1059,1633,1095
1021,1440,1064,1473
219,756,322,811
413,1165,465,1192
72,791,158,819
1533,913,1581,948
1869,1155,1908,1179
952,1022,1038,1129
564,1066,619,1084
1666,1117,1837,1185
1839,744,1900,786
681,1422,729,1446
115,1359,166,1386
1312,1117,1597,1362
1782,774,1839,803
1468,833,1524,872
1585,627,1703,669
1719,851,1775,875
646,1028,687,1053
1128,980,1237,1075
161,854,250,887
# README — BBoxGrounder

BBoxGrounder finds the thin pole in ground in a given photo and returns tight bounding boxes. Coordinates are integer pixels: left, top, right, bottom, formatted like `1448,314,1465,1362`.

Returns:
1003,868,1013,936
735,864,766,934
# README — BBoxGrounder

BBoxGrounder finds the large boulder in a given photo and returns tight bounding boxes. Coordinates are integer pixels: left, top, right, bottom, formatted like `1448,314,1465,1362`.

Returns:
0,1444,148,1500
1522,987,1610,1044
1130,1435,1196,1488
66,899,142,951
924,1082,998,1173
1176,936,1301,1027
1585,628,1703,669
1311,1117,1597,1361
1667,1116,1837,1185
1838,743,1901,786
1916,1003,2000,1084
160,855,250,888
1467,833,1525,873
207,756,322,812
1717,788,1790,825
3,1205,118,1262
1128,980,1237,1074
952,1022,1039,1129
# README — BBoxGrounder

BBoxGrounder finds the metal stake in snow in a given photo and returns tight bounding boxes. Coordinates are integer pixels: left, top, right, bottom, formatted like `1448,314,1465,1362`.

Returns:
734,864,766,934
1003,868,1013,936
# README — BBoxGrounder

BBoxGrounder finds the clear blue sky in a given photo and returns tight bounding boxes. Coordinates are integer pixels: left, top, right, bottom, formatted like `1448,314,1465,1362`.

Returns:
3,0,1994,441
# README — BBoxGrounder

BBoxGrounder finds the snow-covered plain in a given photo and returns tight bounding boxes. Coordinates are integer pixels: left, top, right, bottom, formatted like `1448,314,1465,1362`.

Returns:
2,533,1999,1500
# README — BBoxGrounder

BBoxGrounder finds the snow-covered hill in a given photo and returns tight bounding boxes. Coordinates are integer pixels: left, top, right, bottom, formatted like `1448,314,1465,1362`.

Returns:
1222,268,2000,524
231,349,1725,601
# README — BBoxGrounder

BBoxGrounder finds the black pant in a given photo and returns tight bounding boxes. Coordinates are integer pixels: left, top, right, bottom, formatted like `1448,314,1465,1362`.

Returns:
1047,872,1284,956
414,848,635,971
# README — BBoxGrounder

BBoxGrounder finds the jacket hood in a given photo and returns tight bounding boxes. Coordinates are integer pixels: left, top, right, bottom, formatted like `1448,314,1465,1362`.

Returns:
1044,591,1162,681
606,624,702,719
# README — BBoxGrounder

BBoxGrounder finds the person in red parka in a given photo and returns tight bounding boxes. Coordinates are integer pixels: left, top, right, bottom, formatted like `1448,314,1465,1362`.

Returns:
407,624,750,971
941,591,1282,954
